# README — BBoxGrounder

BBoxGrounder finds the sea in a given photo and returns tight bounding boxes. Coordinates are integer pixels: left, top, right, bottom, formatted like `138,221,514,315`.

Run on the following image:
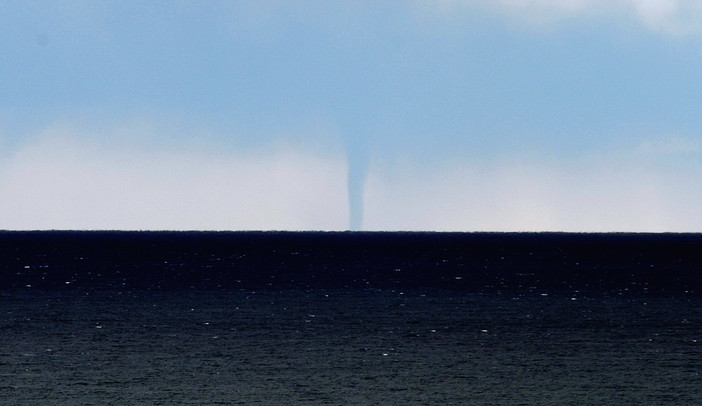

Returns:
1,231,700,405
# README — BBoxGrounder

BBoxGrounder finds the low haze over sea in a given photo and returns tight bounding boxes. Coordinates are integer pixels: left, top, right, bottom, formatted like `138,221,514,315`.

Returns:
1,231,701,405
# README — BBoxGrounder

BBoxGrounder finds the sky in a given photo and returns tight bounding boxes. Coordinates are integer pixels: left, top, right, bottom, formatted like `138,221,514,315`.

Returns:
1,0,701,231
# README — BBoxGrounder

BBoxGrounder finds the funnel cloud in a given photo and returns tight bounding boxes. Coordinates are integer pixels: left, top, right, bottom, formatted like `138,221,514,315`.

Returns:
344,135,370,231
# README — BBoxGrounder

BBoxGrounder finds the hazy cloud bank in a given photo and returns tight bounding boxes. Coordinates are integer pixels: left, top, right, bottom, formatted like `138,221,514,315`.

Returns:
364,158,702,232
0,133,347,231
1,125,700,232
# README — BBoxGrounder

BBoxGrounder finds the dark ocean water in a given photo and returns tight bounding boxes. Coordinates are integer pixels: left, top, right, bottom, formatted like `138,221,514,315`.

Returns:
1,232,701,405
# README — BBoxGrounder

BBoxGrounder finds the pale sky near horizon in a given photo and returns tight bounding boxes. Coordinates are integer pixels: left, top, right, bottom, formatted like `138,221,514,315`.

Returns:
1,0,702,231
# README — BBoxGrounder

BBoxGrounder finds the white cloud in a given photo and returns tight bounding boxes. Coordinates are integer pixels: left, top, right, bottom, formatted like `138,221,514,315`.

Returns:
364,158,702,232
627,0,702,35
0,132,347,231
424,0,702,36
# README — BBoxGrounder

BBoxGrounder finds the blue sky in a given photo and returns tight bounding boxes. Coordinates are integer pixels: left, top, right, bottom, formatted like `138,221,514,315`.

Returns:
1,0,701,231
